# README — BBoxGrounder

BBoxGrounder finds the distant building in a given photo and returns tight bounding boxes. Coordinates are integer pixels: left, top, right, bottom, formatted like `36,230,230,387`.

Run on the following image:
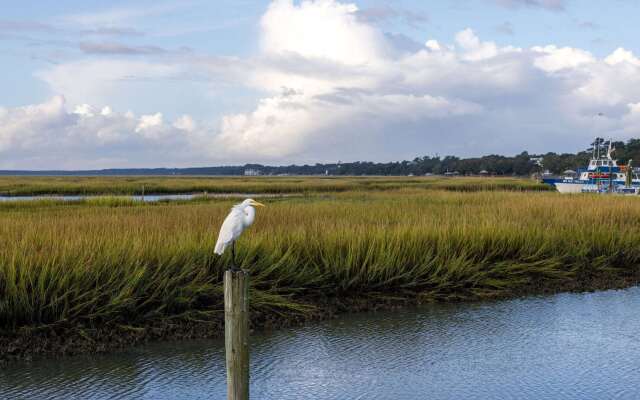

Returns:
244,168,262,176
479,170,489,176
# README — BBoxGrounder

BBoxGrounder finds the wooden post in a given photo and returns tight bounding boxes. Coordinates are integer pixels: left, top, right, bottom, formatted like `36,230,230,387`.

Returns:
224,269,250,400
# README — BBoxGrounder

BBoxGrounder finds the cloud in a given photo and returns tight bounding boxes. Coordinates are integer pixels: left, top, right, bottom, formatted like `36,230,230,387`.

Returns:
0,96,208,169
8,0,640,169
605,48,640,67
455,28,500,61
35,59,186,108
623,103,640,133
173,114,197,132
59,2,186,27
356,5,428,27
0,19,144,41
135,112,163,134
215,91,480,158
212,0,640,162
0,20,57,33
493,0,565,11
496,21,514,35
260,0,390,67
578,20,599,30
79,27,145,37
531,45,595,72
78,41,167,55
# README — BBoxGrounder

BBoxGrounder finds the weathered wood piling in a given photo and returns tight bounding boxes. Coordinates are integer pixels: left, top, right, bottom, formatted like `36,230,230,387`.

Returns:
224,269,250,400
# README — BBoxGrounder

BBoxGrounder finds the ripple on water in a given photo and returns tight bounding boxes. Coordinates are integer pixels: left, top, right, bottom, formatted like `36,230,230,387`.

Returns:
2,287,640,400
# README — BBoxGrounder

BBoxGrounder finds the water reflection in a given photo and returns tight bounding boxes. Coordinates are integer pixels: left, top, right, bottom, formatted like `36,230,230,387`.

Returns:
2,287,640,399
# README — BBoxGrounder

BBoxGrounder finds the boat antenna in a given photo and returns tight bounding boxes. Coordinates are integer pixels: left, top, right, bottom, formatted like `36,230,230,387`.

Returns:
607,139,615,160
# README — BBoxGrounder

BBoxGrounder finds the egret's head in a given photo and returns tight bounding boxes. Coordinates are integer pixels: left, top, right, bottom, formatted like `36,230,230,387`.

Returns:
242,198,265,208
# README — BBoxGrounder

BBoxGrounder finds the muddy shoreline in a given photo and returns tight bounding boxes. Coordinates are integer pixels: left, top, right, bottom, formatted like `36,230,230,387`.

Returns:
2,271,638,364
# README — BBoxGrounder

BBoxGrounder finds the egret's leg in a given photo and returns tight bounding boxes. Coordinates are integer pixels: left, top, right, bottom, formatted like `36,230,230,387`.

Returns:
231,241,238,271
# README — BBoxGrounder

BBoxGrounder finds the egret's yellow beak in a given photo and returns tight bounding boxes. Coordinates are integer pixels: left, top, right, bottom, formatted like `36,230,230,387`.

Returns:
251,200,266,207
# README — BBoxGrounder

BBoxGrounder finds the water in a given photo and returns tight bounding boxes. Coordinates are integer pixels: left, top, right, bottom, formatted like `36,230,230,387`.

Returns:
0,193,292,203
2,287,640,399
0,194,198,202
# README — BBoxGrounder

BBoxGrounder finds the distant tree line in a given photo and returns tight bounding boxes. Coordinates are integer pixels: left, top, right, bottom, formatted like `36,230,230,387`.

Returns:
3,139,640,177
247,153,541,176
249,138,640,176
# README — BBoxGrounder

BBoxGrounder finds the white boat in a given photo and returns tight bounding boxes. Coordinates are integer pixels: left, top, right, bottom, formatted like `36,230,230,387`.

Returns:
542,138,640,194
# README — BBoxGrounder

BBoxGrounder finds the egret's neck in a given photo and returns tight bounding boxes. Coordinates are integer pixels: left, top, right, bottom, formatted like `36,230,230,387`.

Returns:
243,206,256,227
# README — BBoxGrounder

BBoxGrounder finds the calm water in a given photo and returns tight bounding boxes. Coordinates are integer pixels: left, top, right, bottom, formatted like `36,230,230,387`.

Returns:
0,193,292,203
2,287,640,400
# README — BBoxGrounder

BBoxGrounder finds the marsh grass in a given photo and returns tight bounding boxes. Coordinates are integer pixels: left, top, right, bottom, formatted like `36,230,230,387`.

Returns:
0,176,550,196
1,188,638,342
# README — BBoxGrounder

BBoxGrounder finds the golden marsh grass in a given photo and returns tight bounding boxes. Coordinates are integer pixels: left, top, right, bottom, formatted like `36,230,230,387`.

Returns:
1,187,638,337
0,175,550,196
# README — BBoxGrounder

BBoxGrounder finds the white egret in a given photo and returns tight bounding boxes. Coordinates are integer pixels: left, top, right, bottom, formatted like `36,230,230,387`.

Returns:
214,198,266,270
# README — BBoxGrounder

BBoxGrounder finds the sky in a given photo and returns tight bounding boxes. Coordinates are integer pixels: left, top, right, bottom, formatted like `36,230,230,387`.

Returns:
1,0,640,169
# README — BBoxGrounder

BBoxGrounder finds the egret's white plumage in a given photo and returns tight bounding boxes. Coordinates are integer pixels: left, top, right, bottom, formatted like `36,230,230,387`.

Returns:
214,198,265,256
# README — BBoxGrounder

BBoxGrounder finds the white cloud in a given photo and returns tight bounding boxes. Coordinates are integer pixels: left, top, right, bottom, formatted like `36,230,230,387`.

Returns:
36,59,184,109
173,114,197,132
6,0,640,169
215,1,640,161
260,0,389,66
623,103,640,133
136,113,163,133
455,28,500,61
0,96,211,169
73,103,95,116
0,96,69,153
425,39,441,52
605,48,640,67
532,45,595,72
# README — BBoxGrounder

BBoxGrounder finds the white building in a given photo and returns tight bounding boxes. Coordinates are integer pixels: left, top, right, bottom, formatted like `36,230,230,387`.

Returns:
244,169,262,176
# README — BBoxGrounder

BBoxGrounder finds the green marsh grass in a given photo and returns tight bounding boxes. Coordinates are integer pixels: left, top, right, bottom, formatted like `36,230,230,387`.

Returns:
1,188,638,339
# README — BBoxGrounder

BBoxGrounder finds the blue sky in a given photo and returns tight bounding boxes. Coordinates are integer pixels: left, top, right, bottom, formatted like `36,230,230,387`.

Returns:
1,0,640,168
